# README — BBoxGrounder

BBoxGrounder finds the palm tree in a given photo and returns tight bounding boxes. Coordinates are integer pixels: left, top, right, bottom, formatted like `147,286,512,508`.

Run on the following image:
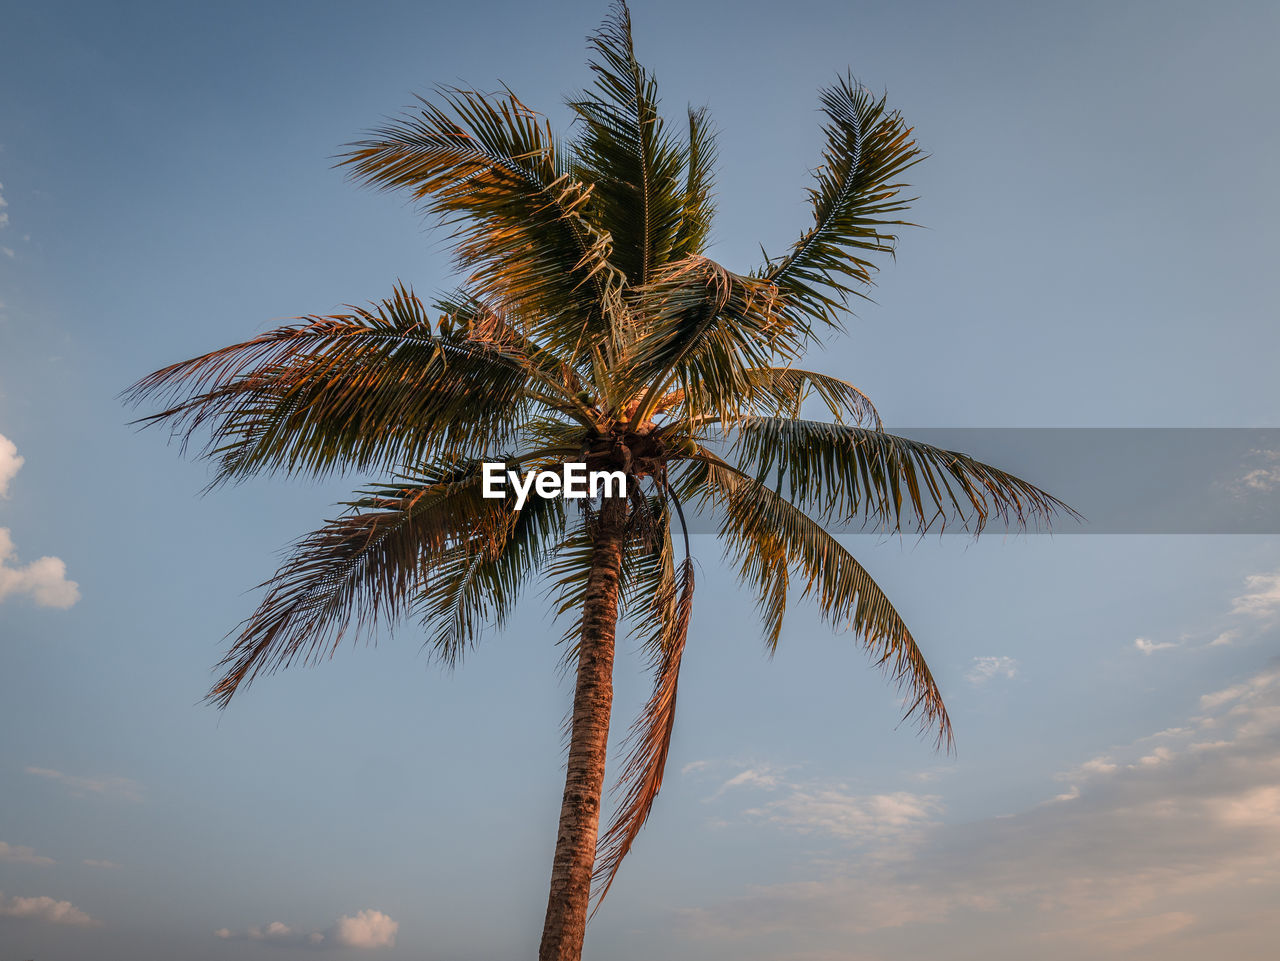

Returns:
127,4,1068,959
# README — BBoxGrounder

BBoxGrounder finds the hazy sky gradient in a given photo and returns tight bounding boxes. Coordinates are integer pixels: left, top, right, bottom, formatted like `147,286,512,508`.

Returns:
2,1,1278,958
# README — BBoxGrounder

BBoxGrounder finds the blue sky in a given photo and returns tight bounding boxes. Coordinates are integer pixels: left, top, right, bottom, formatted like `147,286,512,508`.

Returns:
2,1,1279,959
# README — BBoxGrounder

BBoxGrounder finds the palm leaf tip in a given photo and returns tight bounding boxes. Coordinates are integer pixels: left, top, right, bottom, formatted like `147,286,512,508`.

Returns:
764,73,924,329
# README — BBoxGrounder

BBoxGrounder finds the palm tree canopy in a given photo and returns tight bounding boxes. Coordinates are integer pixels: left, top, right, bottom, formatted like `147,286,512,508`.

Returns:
126,0,1070,910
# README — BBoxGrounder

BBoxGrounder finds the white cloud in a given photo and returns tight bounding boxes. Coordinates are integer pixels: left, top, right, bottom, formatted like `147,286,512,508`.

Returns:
0,433,22,496
0,180,8,229
965,655,1018,683
328,909,399,948
0,528,80,608
1231,571,1280,620
0,841,54,866
1135,637,1177,655
683,665,1280,960
216,909,398,949
0,437,80,608
25,766,142,802
0,891,96,926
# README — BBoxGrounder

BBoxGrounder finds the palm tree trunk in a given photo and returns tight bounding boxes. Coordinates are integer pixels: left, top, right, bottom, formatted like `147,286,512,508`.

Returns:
538,495,627,961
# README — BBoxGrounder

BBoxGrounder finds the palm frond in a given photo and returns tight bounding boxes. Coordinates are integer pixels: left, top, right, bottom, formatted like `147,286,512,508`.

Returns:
620,256,795,426
735,367,882,427
671,106,717,258
412,486,567,666
339,87,623,363
593,554,693,910
207,461,501,708
762,75,923,329
570,1,691,286
732,419,1075,534
125,287,550,486
680,453,951,748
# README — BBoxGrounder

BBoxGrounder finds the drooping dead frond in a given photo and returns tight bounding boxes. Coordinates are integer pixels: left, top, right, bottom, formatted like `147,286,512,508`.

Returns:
593,555,694,910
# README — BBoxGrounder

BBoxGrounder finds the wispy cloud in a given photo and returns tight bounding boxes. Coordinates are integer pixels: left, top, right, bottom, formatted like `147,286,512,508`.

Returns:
711,767,781,799
1231,571,1280,620
0,891,97,926
748,787,941,846
216,909,398,949
682,665,1280,960
965,655,1018,684
25,766,143,802
0,180,9,229
82,859,118,869
1209,629,1239,647
1134,637,1177,655
1228,449,1280,496
0,841,55,866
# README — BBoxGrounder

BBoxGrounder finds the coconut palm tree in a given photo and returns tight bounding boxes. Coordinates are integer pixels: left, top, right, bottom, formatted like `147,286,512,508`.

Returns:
127,4,1067,959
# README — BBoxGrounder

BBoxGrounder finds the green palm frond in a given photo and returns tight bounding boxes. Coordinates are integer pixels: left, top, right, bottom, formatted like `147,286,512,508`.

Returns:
339,87,623,363
620,256,795,425
207,462,502,708
732,418,1074,534
412,488,567,667
432,290,588,399
682,453,951,747
125,287,556,485
671,106,717,258
762,75,923,329
570,0,690,286
736,367,882,426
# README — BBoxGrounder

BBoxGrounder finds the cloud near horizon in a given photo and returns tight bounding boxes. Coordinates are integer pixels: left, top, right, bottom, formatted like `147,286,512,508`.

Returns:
0,891,97,926
681,662,1280,960
216,909,398,949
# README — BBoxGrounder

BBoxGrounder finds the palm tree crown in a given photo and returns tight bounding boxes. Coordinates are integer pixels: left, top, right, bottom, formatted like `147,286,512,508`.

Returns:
127,4,1068,958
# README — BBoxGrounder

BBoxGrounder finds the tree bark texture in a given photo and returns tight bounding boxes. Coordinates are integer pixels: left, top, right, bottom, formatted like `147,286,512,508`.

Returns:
538,496,627,961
